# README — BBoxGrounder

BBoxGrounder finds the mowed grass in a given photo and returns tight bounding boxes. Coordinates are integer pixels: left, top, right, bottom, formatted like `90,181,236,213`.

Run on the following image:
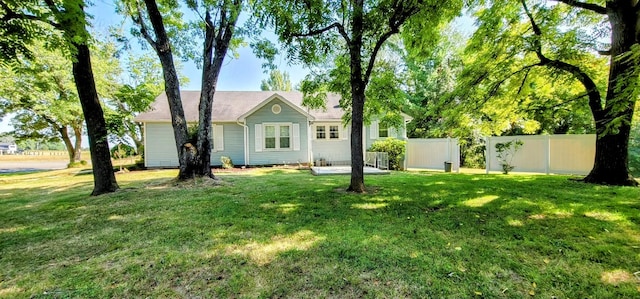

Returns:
1,168,639,298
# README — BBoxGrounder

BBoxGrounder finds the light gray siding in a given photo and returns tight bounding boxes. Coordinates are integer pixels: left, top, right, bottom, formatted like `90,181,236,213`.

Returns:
211,123,245,166
365,120,408,150
144,122,246,167
246,98,310,165
145,122,179,167
311,122,350,164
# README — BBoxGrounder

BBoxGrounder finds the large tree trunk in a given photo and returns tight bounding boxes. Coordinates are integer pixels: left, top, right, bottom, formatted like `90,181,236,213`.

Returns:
142,0,192,180
194,8,239,178
347,0,366,193
583,2,638,186
349,90,366,192
194,12,217,179
71,42,119,195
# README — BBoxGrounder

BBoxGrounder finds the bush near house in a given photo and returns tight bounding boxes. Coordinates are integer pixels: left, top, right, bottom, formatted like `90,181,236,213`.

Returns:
110,143,137,159
369,138,406,170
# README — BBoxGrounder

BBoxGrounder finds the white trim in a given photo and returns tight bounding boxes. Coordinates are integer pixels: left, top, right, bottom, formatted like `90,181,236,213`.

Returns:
143,122,148,167
237,93,315,121
370,121,379,139
214,124,224,151
314,122,344,141
255,124,263,152
293,123,300,151
262,122,293,151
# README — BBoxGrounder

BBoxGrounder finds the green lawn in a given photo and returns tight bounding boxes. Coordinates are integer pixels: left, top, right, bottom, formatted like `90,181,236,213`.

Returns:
1,168,639,298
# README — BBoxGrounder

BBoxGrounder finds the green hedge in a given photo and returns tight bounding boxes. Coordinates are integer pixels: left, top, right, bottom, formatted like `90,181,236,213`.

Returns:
369,138,406,170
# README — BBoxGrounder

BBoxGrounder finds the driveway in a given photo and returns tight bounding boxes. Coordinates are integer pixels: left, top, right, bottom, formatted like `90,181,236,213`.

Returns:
0,161,68,173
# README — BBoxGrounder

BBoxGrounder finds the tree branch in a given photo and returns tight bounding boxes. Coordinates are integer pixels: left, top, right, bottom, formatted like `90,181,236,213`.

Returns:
291,22,351,45
133,4,159,50
1,1,60,28
364,1,424,85
552,0,606,15
522,0,604,118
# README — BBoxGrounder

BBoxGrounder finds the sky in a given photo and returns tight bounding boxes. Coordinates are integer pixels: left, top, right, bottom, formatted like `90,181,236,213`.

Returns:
0,1,474,134
0,0,310,134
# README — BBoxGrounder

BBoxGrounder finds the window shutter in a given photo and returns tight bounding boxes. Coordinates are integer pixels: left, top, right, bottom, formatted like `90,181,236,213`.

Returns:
370,121,379,139
293,123,300,151
311,124,317,140
254,124,262,152
214,125,224,151
389,127,397,138
340,125,348,140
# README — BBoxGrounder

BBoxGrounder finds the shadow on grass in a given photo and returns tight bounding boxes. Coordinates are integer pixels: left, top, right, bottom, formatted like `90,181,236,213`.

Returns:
1,169,639,298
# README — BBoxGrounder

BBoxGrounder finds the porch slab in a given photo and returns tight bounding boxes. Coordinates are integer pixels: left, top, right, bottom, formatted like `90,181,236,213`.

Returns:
311,166,390,176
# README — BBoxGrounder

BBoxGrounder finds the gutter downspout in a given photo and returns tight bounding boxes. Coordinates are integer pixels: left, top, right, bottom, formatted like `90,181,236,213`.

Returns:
308,118,313,166
237,119,249,166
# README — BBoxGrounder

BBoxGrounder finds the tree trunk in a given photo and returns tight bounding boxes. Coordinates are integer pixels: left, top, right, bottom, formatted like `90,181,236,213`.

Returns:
349,90,366,192
347,0,366,193
194,8,239,178
584,117,637,185
583,2,638,186
132,122,144,155
142,0,192,180
58,125,75,165
194,12,217,179
72,124,82,162
71,42,119,195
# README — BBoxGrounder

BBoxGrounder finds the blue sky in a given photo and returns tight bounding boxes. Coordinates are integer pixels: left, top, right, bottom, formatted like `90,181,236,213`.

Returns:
0,1,474,134
0,0,309,133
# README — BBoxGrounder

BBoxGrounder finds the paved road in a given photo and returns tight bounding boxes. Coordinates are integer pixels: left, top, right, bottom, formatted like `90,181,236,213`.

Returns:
0,161,68,173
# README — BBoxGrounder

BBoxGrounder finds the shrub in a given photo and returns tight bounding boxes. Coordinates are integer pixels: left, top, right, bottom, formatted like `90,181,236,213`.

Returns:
110,143,136,159
495,139,523,174
369,138,407,170
67,160,88,168
221,156,234,169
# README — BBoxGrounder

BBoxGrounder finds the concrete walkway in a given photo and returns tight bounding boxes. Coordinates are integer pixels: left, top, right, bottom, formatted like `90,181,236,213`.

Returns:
311,166,390,176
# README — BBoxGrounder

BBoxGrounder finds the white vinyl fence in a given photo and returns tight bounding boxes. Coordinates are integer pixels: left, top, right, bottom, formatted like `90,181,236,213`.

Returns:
406,138,460,172
485,134,595,175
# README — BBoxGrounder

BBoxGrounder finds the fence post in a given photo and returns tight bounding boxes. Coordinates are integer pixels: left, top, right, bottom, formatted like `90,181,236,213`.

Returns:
545,135,551,175
485,137,491,174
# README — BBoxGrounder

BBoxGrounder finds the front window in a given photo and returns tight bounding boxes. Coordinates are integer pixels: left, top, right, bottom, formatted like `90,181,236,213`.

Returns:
265,125,276,149
316,126,326,139
315,124,341,140
379,125,389,138
329,125,339,139
280,126,290,149
264,123,291,150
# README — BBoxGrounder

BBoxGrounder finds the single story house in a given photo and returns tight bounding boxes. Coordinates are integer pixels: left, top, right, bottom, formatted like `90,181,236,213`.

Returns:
0,142,17,154
134,91,411,167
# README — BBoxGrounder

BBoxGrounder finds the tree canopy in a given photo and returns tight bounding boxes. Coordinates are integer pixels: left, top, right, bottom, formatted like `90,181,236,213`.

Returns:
256,0,464,192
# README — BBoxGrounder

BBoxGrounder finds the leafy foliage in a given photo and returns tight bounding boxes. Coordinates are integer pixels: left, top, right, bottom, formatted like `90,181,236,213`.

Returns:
220,156,234,169
255,0,464,191
629,102,640,176
260,69,293,91
455,0,604,137
495,139,523,174
368,138,406,170
0,42,84,161
110,143,137,159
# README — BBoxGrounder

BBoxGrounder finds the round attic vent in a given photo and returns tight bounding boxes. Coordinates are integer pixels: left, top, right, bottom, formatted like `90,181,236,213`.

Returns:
272,104,282,114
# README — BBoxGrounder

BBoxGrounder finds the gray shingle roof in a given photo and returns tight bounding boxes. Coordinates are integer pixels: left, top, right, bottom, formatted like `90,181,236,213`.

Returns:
134,91,344,122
